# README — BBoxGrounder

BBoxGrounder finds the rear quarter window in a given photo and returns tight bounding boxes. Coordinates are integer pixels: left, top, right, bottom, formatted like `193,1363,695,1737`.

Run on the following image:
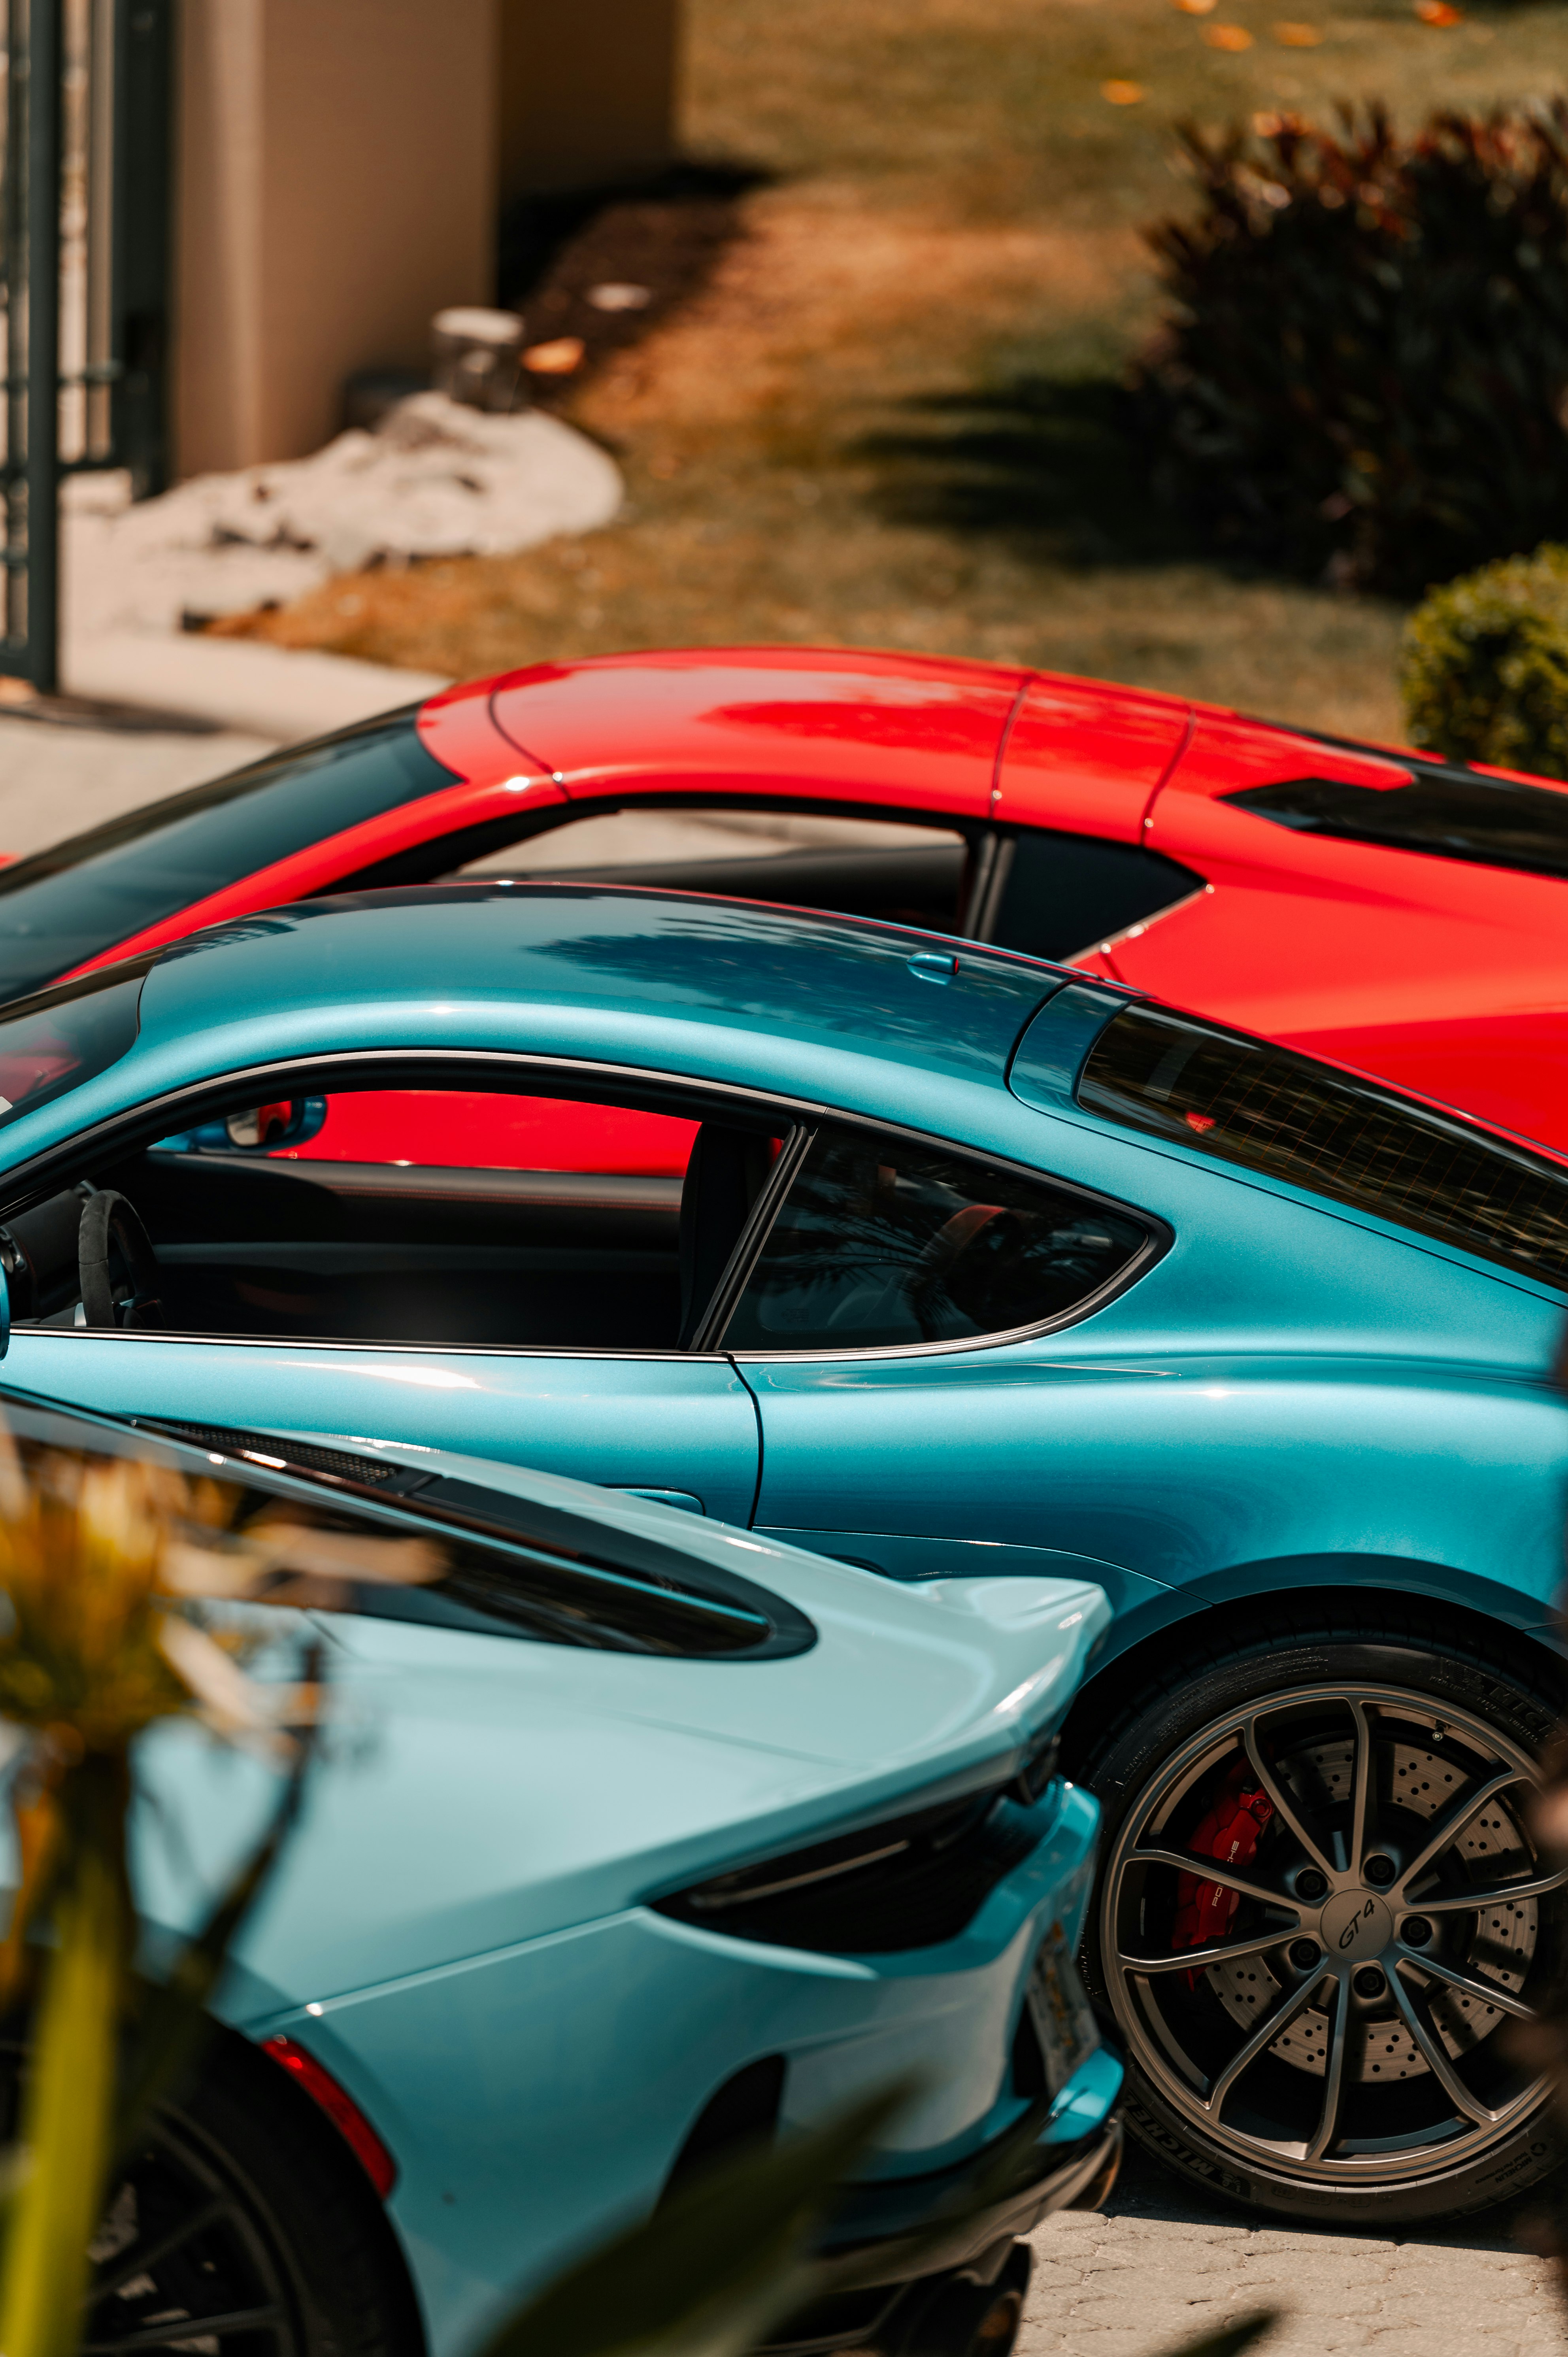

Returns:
723,1126,1153,1351
1079,1003,1568,1288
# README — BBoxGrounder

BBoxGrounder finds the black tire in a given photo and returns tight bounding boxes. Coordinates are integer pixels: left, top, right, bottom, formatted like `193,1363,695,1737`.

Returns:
82,2033,420,2357
1079,1607,1568,2228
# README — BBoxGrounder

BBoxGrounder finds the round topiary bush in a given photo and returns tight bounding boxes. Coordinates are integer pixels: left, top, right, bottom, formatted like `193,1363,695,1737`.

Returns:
1401,546,1568,778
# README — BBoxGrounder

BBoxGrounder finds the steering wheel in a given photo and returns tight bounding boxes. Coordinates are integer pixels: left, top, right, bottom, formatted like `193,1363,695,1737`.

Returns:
78,1191,165,1330
906,1203,1016,1337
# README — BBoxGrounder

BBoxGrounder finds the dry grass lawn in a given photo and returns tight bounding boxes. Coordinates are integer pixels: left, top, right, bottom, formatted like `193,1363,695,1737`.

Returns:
216,0,1568,740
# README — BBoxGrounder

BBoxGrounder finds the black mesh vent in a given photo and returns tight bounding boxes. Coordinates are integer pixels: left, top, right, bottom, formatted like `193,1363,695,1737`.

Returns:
1222,768,1568,882
654,1783,1040,1954
1079,1004,1568,1287
137,1422,423,1490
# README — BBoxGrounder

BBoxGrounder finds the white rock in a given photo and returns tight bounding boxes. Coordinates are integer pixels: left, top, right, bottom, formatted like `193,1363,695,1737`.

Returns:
64,392,623,636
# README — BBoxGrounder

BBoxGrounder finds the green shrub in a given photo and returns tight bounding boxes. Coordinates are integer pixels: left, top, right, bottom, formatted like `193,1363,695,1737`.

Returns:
1137,103,1568,595
1401,544,1568,778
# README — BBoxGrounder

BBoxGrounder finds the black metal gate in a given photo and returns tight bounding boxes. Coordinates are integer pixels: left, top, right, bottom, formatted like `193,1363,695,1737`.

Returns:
0,0,172,691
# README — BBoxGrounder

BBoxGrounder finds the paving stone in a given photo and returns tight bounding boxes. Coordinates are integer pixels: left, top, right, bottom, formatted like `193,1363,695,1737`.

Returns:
1239,2231,1401,2258
1372,2294,1551,2327
1360,2338,1521,2357
1079,2271,1247,2304
1021,2142,1565,2357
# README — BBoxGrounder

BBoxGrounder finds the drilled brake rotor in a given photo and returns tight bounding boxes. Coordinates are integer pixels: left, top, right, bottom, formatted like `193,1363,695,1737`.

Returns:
1207,1734,1537,2082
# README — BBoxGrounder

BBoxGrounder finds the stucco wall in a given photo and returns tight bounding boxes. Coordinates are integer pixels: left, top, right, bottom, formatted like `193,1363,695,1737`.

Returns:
173,0,495,475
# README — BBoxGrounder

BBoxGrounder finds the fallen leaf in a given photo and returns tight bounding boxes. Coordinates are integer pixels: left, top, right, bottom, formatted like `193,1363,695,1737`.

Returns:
523,336,586,374
1273,21,1323,40
1100,77,1146,100
1176,0,1221,15
586,283,653,314
1205,23,1255,45
1252,108,1283,131
1413,1,1461,21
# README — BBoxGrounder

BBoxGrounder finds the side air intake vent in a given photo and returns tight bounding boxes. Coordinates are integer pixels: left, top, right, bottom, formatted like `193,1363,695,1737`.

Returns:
137,1421,433,1494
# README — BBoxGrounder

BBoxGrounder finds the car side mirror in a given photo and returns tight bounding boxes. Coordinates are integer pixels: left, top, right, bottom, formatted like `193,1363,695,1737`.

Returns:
0,1254,11,1360
154,1097,328,1156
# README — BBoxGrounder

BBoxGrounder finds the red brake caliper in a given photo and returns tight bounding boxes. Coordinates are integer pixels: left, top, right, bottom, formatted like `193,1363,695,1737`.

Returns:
1172,1759,1275,1989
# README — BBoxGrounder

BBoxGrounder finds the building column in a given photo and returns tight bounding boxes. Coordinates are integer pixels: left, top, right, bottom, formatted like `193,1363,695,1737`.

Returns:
172,0,496,476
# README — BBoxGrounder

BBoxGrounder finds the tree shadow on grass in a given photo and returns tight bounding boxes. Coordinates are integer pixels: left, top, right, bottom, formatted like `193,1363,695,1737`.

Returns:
861,374,1218,571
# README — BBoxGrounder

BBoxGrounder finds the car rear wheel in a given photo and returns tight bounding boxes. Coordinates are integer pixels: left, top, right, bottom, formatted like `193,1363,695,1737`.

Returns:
35,2035,416,2357
1081,1618,1568,2225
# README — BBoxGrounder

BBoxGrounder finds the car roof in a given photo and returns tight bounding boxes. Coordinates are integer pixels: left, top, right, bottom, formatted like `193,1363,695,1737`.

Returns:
134,880,1071,1090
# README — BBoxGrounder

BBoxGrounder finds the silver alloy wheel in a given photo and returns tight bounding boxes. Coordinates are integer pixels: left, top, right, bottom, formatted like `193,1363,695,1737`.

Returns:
1100,1682,1568,2186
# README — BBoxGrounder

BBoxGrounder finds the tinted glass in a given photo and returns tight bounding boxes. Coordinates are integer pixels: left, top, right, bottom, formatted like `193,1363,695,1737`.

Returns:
461,809,969,935
1223,769,1568,883
723,1128,1148,1350
987,832,1203,960
0,710,454,1004
0,956,152,1133
1080,1003,1568,1287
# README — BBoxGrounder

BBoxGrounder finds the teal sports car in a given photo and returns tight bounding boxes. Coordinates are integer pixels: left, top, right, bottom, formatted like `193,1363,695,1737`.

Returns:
0,882,1563,2228
0,1388,1117,2357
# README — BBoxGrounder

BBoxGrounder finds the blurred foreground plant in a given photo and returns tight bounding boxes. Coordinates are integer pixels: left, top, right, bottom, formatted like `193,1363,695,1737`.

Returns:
0,1430,443,2357
472,2069,1279,2357
1138,103,1568,595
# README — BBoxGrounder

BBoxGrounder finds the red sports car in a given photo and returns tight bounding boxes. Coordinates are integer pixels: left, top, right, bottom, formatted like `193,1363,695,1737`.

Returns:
4,646,1564,1167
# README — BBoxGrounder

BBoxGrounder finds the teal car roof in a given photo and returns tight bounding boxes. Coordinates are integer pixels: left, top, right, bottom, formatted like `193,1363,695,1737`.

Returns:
134,884,1066,1088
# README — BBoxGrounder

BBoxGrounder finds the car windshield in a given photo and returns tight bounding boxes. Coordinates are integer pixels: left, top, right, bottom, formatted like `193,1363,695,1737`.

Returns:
0,955,154,1135
1079,1002,1568,1288
0,708,457,1006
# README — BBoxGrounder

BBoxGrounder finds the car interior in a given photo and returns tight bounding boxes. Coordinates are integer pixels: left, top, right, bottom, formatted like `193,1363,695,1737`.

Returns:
421,803,1205,964
0,1082,787,1354
455,808,975,935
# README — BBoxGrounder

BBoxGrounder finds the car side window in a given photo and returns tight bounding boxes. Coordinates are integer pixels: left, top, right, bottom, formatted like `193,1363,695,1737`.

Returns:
457,808,970,935
721,1128,1149,1352
978,832,1204,962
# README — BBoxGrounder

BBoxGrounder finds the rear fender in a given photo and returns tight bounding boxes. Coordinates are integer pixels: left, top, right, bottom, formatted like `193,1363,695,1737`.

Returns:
1060,1558,1566,1776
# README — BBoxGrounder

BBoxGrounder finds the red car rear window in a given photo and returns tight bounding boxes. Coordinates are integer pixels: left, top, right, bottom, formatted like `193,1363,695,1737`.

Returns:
0,709,455,1008
1079,1003,1568,1288
1223,767,1568,883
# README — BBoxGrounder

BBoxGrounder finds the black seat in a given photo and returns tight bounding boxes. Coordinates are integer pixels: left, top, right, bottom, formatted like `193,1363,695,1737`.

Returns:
678,1124,775,1347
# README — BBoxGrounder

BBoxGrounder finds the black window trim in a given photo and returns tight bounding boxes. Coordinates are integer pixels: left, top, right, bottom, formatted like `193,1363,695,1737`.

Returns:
0,1045,1170,1365
688,1124,819,1354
